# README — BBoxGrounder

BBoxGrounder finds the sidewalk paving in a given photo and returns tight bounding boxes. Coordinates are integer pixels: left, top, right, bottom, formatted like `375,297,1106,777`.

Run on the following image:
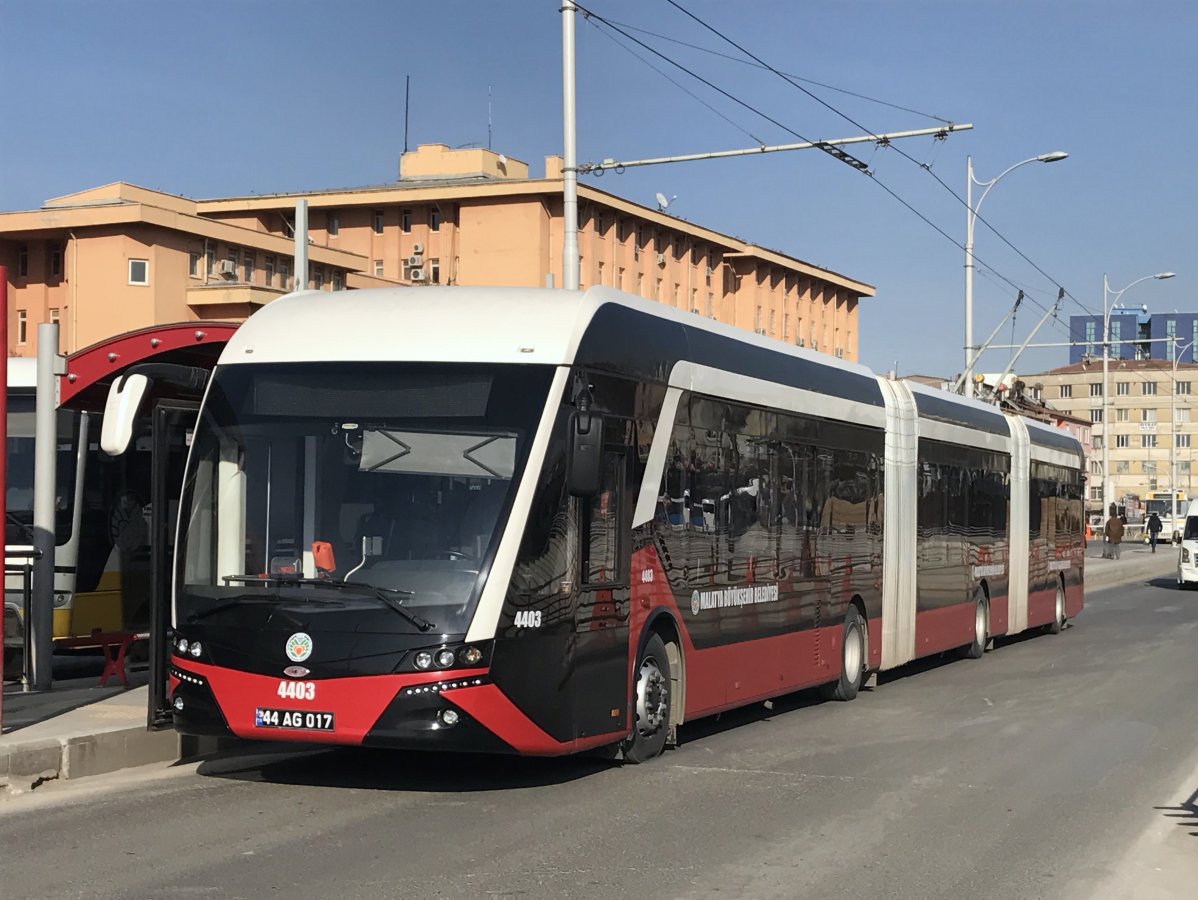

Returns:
0,545,1180,799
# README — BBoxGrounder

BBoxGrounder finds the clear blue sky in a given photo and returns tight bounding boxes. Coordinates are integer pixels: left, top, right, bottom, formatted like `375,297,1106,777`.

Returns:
3,0,1194,378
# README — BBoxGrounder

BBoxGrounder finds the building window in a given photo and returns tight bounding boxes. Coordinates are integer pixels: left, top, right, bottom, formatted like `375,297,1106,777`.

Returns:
430,259,440,284
206,247,215,276
1116,460,1130,474
1060,384,1072,399
189,252,200,278
654,278,662,301
1176,408,1191,424
1090,486,1103,502
1116,434,1129,448
1090,409,1103,423
49,308,59,326
1177,381,1191,395
637,273,644,296
1089,382,1103,397
373,259,384,277
313,266,324,290
1093,435,1103,450
430,207,441,232
1116,381,1130,395
128,259,149,285
226,246,238,272
280,259,292,290
1142,434,1157,449
264,256,275,287
705,264,713,287
401,209,412,233
1090,460,1103,475
327,211,340,237
1167,319,1178,359
1111,319,1122,355
1142,408,1157,423
1143,382,1158,395
17,310,27,344
1182,461,1192,474
373,210,385,235
17,245,28,278
243,254,254,284
49,245,63,279
1116,408,1130,422
332,270,343,291
617,267,625,290
1084,320,1097,357
1177,434,1191,449
1144,460,1157,475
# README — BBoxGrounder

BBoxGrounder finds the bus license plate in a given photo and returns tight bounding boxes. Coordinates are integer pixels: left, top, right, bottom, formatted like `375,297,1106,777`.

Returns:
254,708,335,732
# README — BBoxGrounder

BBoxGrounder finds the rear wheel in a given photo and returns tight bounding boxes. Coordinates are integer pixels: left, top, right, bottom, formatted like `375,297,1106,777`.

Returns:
962,590,987,659
1048,583,1066,634
821,607,865,701
623,633,671,764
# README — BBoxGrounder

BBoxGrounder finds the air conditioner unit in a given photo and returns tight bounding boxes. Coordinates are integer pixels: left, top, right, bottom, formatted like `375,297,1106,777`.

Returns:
218,259,237,275
797,338,805,347
411,243,424,255
409,268,426,282
754,327,766,335
407,254,424,268
835,348,844,358
656,252,666,266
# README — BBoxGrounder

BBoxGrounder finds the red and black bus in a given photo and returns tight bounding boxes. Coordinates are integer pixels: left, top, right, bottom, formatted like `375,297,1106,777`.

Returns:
105,286,1084,762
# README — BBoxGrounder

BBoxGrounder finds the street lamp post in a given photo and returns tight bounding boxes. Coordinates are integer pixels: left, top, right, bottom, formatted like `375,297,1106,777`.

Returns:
964,151,1068,398
1171,337,1194,533
1101,272,1176,537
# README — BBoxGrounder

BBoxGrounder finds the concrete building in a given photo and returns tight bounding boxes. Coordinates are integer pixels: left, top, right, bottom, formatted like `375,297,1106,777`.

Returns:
1028,358,1198,514
1,144,873,359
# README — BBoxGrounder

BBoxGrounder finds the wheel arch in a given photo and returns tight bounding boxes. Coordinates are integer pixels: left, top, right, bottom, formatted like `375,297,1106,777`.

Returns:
638,608,686,734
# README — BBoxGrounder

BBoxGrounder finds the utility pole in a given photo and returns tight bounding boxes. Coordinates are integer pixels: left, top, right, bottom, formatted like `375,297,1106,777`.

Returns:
561,0,580,291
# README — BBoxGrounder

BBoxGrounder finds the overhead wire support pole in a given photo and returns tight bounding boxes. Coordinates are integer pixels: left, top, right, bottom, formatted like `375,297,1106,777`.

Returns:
561,0,580,291
577,124,973,173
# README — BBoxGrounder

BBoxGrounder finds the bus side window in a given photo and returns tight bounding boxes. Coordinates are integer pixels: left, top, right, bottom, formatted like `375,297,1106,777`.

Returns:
581,450,624,585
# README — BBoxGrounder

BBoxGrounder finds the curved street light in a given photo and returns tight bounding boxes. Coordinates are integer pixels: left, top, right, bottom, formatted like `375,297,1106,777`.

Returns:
963,151,1069,397
1101,271,1177,534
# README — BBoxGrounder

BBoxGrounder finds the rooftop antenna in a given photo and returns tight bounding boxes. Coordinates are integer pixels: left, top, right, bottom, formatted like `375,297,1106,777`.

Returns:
488,85,493,150
404,75,411,154
655,192,677,212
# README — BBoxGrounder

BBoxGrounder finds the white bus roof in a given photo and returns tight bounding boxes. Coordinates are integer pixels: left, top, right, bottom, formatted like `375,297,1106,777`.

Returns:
6,357,37,390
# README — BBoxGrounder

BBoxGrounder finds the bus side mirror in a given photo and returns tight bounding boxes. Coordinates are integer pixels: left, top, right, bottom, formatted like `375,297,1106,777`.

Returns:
566,410,603,497
100,373,151,456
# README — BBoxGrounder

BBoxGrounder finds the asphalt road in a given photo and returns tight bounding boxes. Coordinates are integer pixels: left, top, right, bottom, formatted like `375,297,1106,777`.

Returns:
3,575,1197,900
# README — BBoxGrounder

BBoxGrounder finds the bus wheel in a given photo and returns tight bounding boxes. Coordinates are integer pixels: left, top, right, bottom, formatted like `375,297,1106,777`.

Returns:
1048,584,1066,634
821,607,865,702
623,633,671,764
963,591,987,659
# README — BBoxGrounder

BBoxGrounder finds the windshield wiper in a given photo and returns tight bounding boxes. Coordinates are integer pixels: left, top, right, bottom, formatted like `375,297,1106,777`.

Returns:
221,575,436,632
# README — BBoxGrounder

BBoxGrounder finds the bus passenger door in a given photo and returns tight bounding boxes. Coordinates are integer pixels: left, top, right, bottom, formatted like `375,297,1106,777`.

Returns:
148,400,198,728
573,443,632,740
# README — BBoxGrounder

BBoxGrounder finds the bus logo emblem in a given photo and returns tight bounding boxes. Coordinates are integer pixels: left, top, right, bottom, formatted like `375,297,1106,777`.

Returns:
691,591,700,616
283,665,310,678
286,633,313,663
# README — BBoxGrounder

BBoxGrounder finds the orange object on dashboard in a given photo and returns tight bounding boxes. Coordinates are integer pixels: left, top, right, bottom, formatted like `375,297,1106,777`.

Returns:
312,540,336,575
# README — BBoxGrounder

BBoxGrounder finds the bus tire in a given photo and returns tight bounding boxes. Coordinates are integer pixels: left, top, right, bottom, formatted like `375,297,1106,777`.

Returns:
1048,583,1066,634
963,591,987,659
821,606,865,702
623,633,671,764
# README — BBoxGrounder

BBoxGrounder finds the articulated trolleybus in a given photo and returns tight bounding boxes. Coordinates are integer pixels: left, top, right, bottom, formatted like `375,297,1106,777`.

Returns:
103,286,1084,762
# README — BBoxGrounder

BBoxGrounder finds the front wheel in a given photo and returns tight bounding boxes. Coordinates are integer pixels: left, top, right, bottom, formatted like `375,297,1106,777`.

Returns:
1047,583,1066,634
821,607,866,701
623,633,672,764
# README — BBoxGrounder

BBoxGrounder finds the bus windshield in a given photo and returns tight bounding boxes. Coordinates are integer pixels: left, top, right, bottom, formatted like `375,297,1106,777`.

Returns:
5,396,79,546
175,361,554,635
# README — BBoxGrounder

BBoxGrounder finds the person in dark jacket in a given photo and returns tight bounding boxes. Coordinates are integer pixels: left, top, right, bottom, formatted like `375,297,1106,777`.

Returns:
1147,512,1163,553
1105,514,1125,560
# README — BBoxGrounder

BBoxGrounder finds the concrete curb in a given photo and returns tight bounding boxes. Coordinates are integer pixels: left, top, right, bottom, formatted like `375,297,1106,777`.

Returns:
1085,554,1175,592
1,726,179,798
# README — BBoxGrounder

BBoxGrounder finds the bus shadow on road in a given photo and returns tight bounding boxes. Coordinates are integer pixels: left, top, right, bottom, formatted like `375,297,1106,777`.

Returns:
1153,785,1198,838
195,745,616,792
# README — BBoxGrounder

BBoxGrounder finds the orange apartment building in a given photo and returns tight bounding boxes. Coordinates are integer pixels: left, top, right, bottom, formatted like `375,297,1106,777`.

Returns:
1,143,874,359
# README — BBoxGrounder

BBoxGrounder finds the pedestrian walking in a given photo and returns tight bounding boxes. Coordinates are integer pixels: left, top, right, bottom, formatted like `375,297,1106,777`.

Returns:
1105,514,1125,560
1147,511,1163,553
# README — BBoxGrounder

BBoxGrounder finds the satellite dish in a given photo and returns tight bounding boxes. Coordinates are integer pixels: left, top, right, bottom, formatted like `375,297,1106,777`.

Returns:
498,153,507,166
655,192,677,211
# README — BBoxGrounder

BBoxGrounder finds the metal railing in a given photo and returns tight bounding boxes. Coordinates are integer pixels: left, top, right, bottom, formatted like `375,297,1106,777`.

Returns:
4,548,41,690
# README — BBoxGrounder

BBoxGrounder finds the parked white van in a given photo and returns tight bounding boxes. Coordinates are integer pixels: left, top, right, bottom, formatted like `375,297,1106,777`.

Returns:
1176,500,1198,588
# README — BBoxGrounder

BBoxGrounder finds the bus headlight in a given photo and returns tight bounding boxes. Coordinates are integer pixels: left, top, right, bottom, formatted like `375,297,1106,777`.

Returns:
414,651,433,670
435,649,456,668
458,646,483,666
53,592,70,608
438,709,460,727
1183,548,1190,563
176,638,189,654
188,641,203,658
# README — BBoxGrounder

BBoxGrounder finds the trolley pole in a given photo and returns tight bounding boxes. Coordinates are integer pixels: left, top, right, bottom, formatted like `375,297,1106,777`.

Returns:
31,323,62,691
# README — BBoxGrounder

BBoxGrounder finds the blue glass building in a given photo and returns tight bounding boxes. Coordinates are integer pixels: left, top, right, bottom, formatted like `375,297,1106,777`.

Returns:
1069,311,1198,365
